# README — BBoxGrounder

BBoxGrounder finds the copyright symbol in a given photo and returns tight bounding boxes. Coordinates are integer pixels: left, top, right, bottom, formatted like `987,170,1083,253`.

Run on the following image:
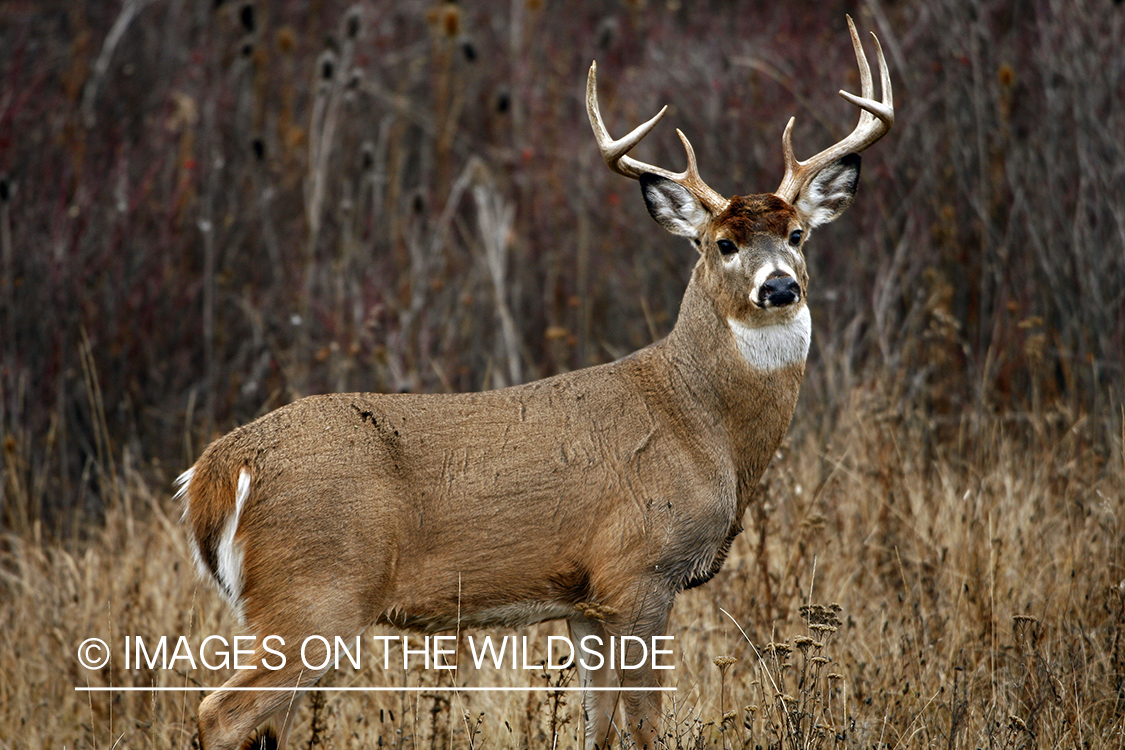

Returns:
78,638,110,670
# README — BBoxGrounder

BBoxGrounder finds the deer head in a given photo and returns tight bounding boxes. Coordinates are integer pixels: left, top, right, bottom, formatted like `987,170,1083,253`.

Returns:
587,15,893,371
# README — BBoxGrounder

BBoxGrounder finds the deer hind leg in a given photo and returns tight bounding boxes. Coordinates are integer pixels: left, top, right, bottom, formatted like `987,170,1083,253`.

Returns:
241,695,303,750
197,603,373,750
195,637,321,750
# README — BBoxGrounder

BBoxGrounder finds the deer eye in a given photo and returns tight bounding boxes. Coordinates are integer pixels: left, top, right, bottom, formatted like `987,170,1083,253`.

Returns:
788,229,803,246
717,239,737,255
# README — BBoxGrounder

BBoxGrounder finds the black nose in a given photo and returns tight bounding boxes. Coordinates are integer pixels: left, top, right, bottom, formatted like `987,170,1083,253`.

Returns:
760,276,800,307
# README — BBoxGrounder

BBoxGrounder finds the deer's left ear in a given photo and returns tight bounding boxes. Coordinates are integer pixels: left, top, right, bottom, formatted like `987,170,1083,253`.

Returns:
794,153,861,229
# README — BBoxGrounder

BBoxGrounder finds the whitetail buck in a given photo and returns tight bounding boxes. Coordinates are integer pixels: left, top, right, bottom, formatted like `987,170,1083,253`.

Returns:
179,16,892,750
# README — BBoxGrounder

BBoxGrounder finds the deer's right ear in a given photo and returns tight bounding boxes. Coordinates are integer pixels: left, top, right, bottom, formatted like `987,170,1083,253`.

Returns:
641,174,710,239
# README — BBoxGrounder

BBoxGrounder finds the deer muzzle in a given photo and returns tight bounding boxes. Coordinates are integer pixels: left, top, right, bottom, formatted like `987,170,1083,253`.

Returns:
758,275,801,308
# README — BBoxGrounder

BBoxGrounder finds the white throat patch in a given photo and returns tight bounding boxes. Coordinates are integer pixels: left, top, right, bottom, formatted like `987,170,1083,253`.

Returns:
728,306,811,371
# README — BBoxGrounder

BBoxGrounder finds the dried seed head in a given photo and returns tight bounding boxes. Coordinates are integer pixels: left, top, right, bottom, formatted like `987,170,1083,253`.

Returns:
574,601,618,621
800,603,843,628
794,635,815,651
344,6,362,40
801,513,826,529
998,63,1015,88
276,26,296,53
427,2,461,38
319,50,337,82
711,656,738,674
442,7,460,37
239,3,255,33
766,641,792,656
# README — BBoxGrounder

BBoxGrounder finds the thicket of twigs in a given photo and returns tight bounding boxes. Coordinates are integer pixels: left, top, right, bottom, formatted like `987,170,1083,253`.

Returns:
1,0,1122,748
2,0,1120,532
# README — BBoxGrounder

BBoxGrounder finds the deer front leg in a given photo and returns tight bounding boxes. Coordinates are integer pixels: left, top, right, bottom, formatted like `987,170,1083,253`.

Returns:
568,615,620,749
569,594,671,750
615,639,663,750
610,616,668,750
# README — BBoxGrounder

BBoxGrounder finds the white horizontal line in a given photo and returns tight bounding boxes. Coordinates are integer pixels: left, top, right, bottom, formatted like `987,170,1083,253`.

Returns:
75,686,676,693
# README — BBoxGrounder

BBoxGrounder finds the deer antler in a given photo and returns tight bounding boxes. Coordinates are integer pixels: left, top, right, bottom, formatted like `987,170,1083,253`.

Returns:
775,15,894,204
586,62,729,215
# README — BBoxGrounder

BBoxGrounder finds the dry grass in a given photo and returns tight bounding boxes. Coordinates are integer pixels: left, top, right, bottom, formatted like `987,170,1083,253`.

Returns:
2,401,1121,748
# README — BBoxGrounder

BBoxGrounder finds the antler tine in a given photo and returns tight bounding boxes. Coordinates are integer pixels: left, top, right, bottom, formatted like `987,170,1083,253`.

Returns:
587,62,729,215
775,15,895,204
586,62,667,178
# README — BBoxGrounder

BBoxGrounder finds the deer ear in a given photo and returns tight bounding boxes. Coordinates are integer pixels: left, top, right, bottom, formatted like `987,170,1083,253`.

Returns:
794,153,861,229
640,174,710,238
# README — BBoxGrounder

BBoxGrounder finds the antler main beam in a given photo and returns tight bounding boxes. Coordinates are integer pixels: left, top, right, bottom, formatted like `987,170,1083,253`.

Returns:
586,62,729,215
775,15,895,204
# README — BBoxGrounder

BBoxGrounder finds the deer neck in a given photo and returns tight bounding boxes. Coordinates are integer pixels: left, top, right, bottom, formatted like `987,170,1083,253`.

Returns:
660,265,807,481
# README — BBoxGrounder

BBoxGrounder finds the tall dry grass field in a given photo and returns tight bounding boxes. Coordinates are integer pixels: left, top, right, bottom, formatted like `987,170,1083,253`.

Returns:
3,407,1122,748
1,0,1122,747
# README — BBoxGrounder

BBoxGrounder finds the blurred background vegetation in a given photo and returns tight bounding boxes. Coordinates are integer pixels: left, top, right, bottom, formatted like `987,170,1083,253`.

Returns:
1,0,1122,536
